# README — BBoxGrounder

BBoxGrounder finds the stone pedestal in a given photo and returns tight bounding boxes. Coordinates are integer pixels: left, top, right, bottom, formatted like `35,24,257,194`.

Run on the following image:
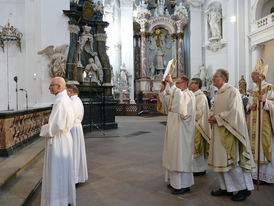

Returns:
78,84,117,132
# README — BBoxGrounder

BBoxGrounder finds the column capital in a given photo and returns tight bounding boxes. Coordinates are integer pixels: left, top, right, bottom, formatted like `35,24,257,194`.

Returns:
120,0,134,7
186,0,205,8
68,24,80,34
95,33,107,42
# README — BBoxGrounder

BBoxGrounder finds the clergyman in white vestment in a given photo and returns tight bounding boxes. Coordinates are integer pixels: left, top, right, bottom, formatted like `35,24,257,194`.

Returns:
158,74,195,195
208,69,254,202
189,78,211,175
40,77,76,206
67,84,88,184
246,58,274,184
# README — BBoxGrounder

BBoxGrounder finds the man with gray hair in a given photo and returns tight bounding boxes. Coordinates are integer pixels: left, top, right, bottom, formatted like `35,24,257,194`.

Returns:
67,84,88,184
208,69,254,202
40,77,76,206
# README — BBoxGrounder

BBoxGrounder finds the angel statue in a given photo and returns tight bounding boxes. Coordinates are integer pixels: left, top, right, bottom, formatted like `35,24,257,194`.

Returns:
38,44,68,78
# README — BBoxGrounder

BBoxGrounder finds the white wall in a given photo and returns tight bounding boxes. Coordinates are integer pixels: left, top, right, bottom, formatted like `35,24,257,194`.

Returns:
263,40,274,84
0,0,70,111
0,0,25,111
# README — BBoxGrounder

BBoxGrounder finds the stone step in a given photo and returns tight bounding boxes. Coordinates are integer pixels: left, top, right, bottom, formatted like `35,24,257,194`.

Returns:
0,137,45,190
0,155,43,206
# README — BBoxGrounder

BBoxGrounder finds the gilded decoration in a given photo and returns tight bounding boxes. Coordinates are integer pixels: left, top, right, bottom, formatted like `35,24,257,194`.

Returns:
83,1,95,20
0,22,23,52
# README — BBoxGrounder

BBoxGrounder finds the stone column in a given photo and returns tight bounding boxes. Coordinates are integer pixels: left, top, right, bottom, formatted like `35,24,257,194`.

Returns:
67,24,80,81
140,30,148,78
187,0,204,76
120,0,135,103
177,33,184,75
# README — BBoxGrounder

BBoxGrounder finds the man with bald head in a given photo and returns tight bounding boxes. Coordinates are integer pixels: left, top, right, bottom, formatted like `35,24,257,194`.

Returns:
40,77,76,206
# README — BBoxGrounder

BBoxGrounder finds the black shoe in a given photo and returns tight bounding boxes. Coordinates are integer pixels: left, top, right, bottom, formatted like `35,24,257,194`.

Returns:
231,189,251,202
211,189,233,196
194,171,206,176
172,187,190,195
167,184,173,190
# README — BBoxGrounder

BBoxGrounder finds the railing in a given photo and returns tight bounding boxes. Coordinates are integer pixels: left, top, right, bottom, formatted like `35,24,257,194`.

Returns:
116,103,160,116
0,107,51,156
256,13,274,30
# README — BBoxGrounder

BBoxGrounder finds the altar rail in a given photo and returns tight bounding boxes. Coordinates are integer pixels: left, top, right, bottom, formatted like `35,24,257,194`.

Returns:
115,103,160,116
0,107,51,156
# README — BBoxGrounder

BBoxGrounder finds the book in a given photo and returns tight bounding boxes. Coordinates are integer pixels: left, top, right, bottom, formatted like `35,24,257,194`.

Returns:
162,59,176,81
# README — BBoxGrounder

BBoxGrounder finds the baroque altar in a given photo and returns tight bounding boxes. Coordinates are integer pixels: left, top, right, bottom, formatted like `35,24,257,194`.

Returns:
63,0,117,131
134,0,188,100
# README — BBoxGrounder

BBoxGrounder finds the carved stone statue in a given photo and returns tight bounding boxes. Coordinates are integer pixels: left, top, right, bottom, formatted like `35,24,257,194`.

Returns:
206,5,222,40
37,44,68,78
136,0,150,19
155,47,165,73
120,65,129,89
96,1,104,14
71,0,79,4
149,64,155,80
79,26,94,55
195,65,212,91
84,58,103,84
154,0,166,17
174,2,188,19
239,75,247,94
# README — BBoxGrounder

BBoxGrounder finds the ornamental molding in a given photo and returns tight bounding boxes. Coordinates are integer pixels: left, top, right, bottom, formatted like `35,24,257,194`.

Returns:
68,24,80,34
186,0,205,8
95,33,107,41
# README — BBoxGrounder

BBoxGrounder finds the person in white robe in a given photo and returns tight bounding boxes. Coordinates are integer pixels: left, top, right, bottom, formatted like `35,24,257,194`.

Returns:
246,58,274,184
208,69,255,202
189,78,211,175
40,77,76,206
158,74,195,195
67,84,88,184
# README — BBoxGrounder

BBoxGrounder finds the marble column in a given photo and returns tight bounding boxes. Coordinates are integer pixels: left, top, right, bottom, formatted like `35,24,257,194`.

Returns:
140,31,148,78
177,33,184,75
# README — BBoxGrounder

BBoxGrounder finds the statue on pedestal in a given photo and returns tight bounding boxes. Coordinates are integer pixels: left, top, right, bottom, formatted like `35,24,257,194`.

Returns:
206,5,222,40
84,58,103,84
195,64,212,91
155,47,165,74
79,26,94,56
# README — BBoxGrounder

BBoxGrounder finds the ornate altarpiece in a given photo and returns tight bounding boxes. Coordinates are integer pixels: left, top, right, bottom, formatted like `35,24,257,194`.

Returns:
134,1,188,100
64,0,117,131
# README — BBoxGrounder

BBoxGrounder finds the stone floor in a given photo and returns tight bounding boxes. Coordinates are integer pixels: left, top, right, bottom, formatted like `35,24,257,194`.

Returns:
30,116,274,206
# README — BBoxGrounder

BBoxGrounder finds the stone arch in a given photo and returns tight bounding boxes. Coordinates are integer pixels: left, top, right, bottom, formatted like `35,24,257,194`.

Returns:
148,17,176,34
251,0,272,21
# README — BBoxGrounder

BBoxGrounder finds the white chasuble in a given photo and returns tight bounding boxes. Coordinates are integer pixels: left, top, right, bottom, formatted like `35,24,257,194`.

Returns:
40,90,76,206
247,81,274,183
70,95,88,184
208,85,255,172
193,90,211,172
159,84,195,190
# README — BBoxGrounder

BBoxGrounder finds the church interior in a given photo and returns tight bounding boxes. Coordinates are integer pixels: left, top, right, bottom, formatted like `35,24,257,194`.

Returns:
0,0,274,205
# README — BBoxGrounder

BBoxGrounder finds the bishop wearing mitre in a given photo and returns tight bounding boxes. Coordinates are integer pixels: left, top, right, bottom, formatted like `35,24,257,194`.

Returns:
246,58,274,184
158,74,196,195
